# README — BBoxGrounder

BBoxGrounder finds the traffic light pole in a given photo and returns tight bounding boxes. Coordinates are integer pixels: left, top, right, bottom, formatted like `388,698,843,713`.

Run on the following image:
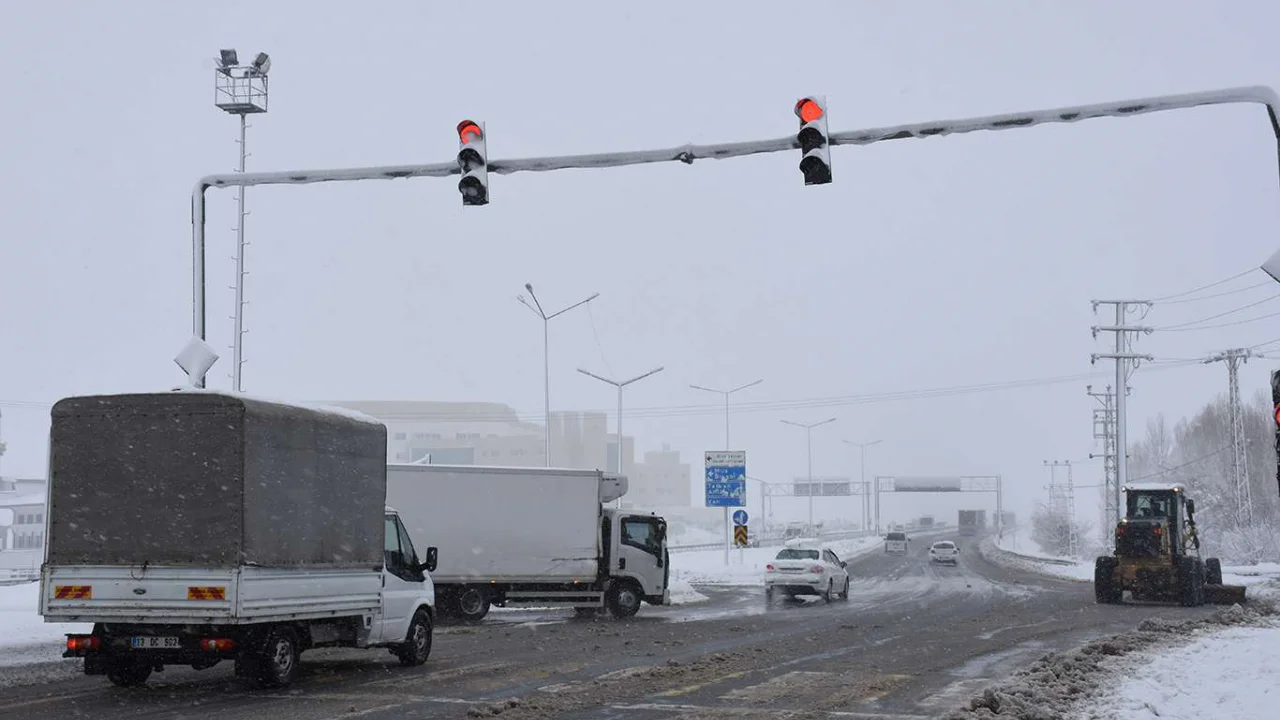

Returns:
185,85,1280,366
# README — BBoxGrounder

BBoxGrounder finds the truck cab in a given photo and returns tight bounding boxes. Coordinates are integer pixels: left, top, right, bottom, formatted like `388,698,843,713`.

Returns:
605,508,669,612
378,507,438,646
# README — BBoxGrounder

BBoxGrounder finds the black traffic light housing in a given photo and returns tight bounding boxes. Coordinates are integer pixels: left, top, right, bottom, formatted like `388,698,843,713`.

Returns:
795,96,832,186
457,119,489,206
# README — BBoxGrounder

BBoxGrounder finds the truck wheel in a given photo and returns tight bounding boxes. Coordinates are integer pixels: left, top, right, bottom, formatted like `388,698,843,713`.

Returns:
1206,558,1223,586
455,587,491,623
1094,557,1121,604
396,608,433,667
106,661,152,688
606,581,642,619
254,628,300,688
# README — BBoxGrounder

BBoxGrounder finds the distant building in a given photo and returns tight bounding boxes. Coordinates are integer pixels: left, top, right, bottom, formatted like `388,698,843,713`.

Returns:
328,401,691,507
0,478,47,570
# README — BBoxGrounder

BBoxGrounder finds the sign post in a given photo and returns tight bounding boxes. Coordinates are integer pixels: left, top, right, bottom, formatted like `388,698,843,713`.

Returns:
732,509,749,563
705,451,747,565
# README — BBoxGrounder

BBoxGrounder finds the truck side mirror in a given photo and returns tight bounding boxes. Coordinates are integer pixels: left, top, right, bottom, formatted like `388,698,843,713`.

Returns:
1186,499,1196,515
423,547,438,573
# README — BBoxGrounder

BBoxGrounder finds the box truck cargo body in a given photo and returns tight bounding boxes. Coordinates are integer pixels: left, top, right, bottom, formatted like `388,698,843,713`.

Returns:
40,392,438,688
387,464,669,621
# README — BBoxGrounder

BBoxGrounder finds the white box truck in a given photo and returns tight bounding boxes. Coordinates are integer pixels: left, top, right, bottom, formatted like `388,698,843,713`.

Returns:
40,391,438,688
386,464,669,621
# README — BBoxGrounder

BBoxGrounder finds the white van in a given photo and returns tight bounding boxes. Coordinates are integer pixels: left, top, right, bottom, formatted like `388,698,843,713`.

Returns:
884,531,909,554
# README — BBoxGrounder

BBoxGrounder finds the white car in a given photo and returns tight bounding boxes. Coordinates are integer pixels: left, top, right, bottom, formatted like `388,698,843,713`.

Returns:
884,531,909,554
929,540,959,565
765,542,850,602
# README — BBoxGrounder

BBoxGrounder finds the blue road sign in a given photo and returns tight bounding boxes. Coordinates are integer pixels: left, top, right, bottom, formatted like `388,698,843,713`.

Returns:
733,509,749,526
704,450,746,508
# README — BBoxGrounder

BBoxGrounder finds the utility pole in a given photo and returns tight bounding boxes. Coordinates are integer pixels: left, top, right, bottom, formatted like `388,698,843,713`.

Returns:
1091,300,1153,517
1044,460,1078,558
1204,348,1261,526
1088,384,1119,543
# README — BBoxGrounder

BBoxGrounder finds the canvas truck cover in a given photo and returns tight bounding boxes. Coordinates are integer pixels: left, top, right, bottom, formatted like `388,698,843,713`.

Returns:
46,392,388,568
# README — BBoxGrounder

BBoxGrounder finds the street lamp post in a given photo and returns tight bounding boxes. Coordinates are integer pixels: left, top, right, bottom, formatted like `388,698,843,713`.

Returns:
690,379,762,563
213,49,270,392
843,439,882,533
518,284,599,466
781,418,837,532
577,366,665,505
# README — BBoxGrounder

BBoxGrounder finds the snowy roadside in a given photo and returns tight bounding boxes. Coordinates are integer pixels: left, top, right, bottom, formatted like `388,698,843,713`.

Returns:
943,603,1280,719
0,581,91,668
981,530,1280,594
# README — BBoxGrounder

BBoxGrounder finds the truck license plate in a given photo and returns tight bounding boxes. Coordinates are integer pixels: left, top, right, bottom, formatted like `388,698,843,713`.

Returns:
130,636,180,649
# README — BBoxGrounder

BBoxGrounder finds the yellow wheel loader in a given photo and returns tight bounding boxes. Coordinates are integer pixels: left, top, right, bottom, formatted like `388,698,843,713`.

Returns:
1094,483,1246,606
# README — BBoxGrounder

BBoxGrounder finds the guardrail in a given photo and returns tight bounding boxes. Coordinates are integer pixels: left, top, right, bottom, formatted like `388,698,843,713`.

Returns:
668,527,938,553
986,530,1081,566
0,567,39,586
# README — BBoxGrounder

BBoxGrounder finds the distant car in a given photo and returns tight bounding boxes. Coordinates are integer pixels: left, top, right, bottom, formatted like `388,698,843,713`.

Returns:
884,531,909,554
765,544,850,602
929,540,959,565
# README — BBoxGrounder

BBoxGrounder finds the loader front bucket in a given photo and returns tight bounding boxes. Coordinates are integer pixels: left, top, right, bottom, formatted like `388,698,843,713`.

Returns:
1205,584,1247,605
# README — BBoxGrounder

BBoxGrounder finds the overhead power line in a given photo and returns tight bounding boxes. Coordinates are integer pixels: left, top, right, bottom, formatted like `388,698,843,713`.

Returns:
1154,293,1280,331
1149,268,1262,303
1154,281,1272,305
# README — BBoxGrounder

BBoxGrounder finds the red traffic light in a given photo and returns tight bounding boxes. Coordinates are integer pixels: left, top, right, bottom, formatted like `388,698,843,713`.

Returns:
457,120,483,144
795,98,824,124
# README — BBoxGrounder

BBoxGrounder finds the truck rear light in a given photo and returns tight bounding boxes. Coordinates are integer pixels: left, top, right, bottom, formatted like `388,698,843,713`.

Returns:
66,635,100,653
199,638,236,652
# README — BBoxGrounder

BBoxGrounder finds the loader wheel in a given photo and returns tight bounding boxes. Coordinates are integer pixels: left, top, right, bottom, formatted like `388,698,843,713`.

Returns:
1094,557,1121,604
1206,558,1223,586
1177,557,1204,607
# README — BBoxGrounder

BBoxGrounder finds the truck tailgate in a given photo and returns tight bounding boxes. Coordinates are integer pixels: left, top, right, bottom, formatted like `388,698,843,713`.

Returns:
42,566,383,624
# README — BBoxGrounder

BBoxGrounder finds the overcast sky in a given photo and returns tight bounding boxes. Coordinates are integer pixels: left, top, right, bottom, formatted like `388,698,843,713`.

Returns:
2,1,1279,527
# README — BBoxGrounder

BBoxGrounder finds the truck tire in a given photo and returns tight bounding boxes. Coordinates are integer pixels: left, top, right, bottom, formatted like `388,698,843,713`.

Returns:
254,627,300,688
455,587,491,623
1094,557,1121,604
106,660,152,687
606,581,642,619
395,608,433,667
1206,558,1223,586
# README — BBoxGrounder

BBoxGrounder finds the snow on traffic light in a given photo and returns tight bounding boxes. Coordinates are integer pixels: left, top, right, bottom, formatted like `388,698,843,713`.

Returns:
457,119,489,206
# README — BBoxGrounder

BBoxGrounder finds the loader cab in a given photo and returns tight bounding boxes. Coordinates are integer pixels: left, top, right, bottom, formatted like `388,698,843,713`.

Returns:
1116,485,1188,558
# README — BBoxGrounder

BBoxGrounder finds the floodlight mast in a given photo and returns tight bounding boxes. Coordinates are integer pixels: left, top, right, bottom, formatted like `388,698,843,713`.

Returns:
213,49,270,392
187,85,1280,388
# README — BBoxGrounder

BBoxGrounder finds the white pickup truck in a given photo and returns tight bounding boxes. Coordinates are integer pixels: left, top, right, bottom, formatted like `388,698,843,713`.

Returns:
40,391,438,688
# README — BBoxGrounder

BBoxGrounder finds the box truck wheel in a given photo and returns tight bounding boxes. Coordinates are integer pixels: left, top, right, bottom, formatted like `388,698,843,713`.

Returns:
454,587,491,623
395,608,433,667
606,580,642,619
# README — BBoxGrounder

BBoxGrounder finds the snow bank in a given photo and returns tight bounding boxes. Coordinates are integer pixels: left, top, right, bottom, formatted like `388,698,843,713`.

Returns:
942,603,1276,719
1074,623,1280,719
666,577,709,605
986,533,1280,591
0,581,90,666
